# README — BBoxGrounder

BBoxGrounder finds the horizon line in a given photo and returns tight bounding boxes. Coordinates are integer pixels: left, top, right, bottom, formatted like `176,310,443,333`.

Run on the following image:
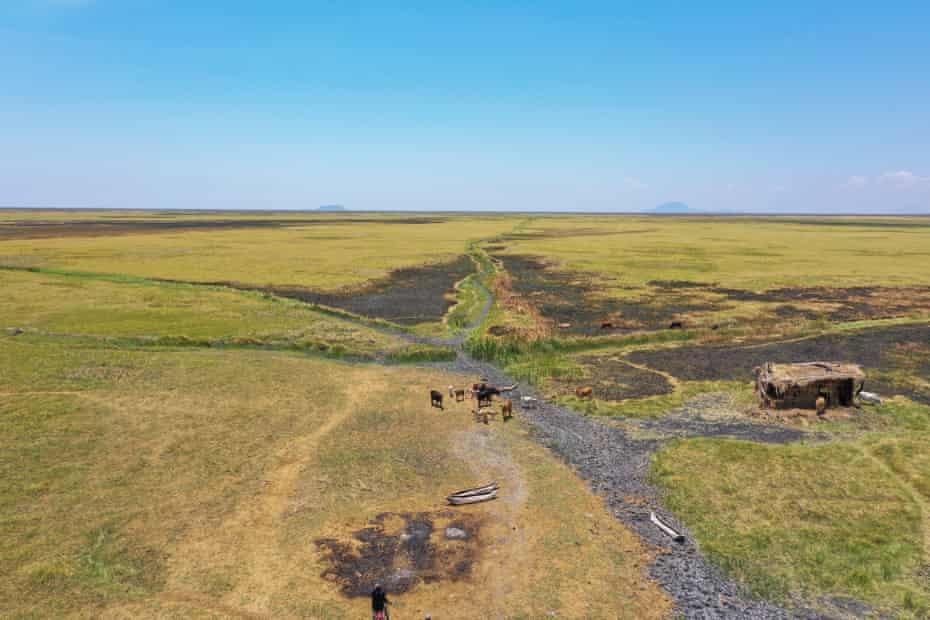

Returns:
1,206,928,217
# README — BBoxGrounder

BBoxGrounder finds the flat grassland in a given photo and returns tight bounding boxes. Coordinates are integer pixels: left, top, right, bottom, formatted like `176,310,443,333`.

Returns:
0,210,520,291
4,210,930,618
0,339,668,618
1,211,668,619
471,214,930,617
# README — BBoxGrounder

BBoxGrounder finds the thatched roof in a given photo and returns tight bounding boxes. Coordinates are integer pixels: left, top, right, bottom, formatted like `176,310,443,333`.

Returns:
756,361,865,388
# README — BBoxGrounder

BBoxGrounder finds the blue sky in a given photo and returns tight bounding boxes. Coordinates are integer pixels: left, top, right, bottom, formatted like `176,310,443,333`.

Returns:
2,1,929,212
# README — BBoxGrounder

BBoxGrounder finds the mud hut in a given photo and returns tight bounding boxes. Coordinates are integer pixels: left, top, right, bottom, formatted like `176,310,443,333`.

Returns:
755,362,865,410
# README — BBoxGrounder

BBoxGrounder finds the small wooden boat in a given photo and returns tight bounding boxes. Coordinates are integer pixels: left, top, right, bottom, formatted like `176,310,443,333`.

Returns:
448,489,498,505
447,482,499,505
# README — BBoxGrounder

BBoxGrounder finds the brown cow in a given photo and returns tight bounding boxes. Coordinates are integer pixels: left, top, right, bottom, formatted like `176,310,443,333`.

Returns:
501,399,513,420
575,386,593,399
600,321,613,329
454,388,466,402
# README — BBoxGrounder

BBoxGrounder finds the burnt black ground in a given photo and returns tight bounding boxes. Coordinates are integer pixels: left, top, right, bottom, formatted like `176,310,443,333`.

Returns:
491,249,930,333
157,255,475,326
629,323,930,404
259,256,475,325
0,215,445,240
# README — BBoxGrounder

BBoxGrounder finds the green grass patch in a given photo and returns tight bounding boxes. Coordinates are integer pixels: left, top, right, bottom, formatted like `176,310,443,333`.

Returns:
385,344,457,363
560,380,752,419
652,437,930,617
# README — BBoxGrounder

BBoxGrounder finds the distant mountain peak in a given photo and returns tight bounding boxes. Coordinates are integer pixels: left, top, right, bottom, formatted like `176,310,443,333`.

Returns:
649,202,698,214
317,204,346,212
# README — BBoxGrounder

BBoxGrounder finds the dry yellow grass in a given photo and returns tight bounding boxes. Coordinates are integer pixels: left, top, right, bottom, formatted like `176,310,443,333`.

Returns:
0,214,521,291
1,337,670,619
490,215,930,290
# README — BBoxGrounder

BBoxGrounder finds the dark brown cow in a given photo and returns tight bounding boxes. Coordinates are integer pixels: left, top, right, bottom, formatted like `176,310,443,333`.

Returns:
430,390,444,410
454,388,466,402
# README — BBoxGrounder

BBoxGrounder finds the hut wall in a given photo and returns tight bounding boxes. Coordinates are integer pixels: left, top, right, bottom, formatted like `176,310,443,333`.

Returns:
768,378,859,409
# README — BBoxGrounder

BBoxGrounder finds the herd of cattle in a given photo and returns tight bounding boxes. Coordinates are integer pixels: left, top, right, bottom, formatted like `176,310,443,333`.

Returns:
429,381,528,423
429,380,596,423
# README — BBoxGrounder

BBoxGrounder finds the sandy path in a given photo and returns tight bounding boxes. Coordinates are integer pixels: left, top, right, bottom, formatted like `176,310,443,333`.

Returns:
157,375,387,617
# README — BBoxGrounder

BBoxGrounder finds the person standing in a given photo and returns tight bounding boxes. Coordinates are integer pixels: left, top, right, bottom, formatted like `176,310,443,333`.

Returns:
371,584,390,620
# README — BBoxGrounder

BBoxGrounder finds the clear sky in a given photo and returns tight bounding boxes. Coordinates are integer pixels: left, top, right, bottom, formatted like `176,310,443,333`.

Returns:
2,1,929,213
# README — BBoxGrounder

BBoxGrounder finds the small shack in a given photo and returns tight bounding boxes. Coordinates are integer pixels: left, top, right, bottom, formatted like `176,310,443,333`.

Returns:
755,362,865,410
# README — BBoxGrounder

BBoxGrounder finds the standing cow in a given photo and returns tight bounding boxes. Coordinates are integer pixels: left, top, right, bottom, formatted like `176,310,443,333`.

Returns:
430,390,444,410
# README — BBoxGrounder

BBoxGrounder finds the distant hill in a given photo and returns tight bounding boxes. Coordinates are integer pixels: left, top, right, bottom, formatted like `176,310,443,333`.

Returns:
649,202,699,214
317,205,346,212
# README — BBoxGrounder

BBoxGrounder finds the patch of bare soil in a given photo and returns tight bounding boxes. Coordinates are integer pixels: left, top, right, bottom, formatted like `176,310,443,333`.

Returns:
629,323,930,404
554,354,673,401
0,216,445,240
627,392,816,444
314,510,484,597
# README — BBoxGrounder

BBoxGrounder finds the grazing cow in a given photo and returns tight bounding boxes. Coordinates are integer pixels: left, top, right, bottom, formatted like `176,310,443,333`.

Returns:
669,321,683,329
501,399,513,420
477,390,494,408
430,390,444,410
575,386,593,399
521,396,538,409
815,396,827,415
454,388,466,402
600,321,613,329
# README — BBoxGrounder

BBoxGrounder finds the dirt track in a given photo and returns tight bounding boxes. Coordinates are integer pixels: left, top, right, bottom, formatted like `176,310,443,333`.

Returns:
354,274,835,619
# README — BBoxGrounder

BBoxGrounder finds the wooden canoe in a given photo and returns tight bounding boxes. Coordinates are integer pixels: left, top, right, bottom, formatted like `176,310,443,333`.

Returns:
447,482,498,499
448,489,498,505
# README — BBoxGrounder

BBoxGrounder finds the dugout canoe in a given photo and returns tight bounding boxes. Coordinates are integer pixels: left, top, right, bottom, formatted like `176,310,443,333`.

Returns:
447,489,498,505
447,482,498,499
